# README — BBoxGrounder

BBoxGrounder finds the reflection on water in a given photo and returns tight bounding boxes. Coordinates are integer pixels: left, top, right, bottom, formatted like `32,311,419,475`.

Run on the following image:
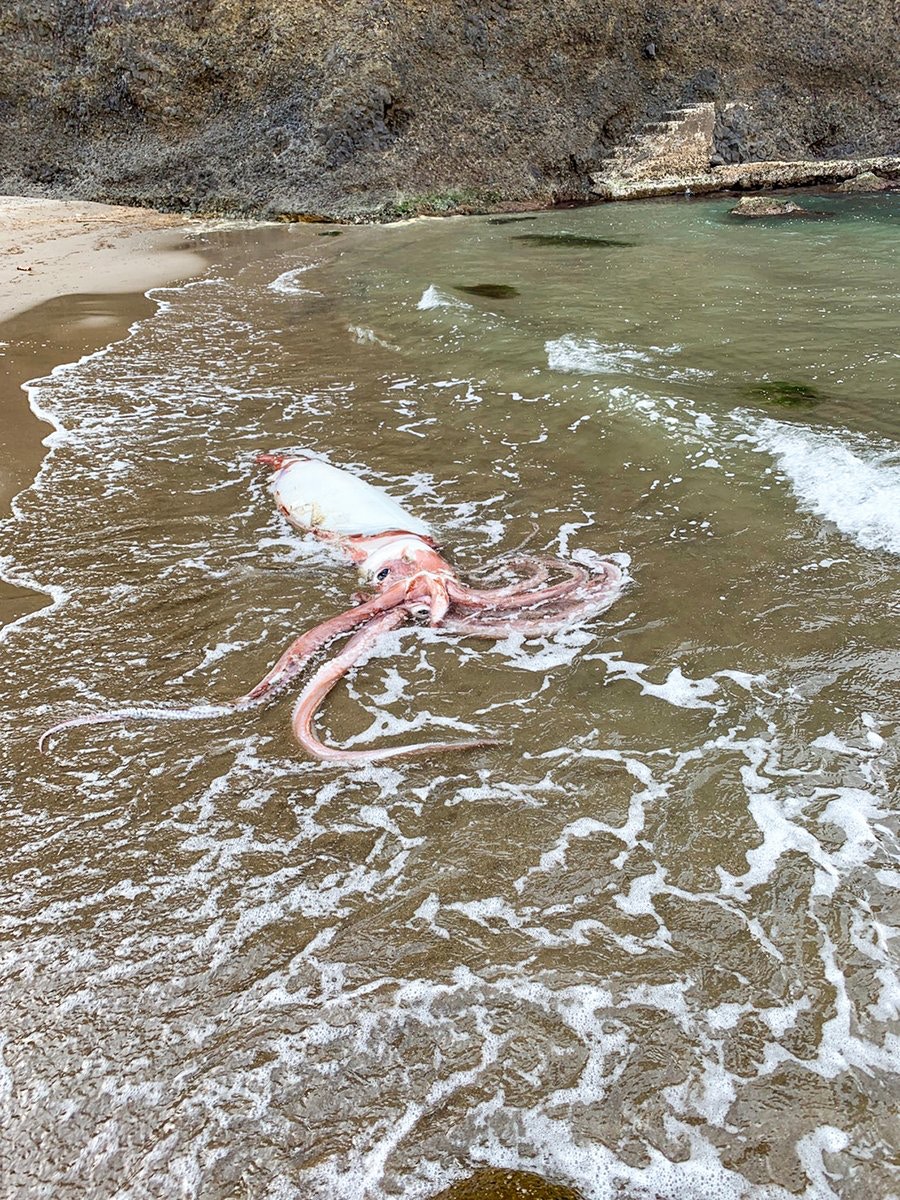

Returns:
1,194,898,1199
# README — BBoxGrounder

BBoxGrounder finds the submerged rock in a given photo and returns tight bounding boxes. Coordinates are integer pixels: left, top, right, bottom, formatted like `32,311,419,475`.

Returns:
729,196,810,218
514,234,635,248
836,171,891,193
456,283,520,299
431,1167,584,1200
749,380,823,407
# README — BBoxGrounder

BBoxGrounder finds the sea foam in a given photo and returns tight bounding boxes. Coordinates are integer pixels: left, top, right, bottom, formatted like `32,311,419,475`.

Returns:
753,418,900,556
546,335,655,374
268,264,321,295
417,285,470,310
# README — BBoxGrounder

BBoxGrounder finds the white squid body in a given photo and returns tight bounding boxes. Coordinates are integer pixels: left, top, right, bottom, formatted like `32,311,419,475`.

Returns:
270,457,432,539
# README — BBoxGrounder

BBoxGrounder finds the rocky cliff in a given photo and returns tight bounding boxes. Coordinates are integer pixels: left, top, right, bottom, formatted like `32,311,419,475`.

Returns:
2,1,898,219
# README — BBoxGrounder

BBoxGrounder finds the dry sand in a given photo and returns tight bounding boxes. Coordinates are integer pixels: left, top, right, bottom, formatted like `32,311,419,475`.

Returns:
1,195,205,323
0,196,208,626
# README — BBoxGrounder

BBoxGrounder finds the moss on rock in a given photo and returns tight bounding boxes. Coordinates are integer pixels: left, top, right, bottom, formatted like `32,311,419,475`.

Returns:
430,1167,584,1200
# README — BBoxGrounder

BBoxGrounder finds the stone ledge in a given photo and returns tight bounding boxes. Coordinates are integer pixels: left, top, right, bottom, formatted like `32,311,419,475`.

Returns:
591,156,900,201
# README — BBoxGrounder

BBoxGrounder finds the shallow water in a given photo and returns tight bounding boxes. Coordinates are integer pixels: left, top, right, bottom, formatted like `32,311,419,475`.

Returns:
1,194,899,1199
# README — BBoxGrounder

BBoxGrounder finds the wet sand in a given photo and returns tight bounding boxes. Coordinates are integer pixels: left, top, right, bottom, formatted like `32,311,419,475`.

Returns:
0,196,206,626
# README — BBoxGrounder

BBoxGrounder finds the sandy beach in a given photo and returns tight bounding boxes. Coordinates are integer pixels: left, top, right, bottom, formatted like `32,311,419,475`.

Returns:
0,195,205,323
0,196,206,626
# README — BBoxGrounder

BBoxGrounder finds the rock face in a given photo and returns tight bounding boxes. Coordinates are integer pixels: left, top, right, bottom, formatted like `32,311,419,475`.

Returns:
590,103,900,200
1,1,899,219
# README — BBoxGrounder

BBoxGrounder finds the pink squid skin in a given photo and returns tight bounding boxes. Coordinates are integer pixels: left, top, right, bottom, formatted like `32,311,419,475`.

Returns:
40,454,627,765
447,557,589,611
290,607,498,764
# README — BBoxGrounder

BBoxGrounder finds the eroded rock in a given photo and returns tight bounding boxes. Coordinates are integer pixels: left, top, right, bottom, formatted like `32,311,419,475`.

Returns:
729,196,810,218
3,3,898,220
836,171,891,193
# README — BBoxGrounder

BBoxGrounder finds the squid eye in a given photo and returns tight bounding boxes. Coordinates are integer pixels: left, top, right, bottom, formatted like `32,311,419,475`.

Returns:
376,567,390,582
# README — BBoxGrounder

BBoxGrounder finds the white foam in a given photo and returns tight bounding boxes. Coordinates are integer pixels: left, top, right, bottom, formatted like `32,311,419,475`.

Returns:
172,640,249,681
416,285,470,311
0,307,172,644
347,325,399,351
545,336,699,384
546,335,654,374
752,418,900,555
268,264,321,295
589,652,722,710
187,218,280,234
795,1126,850,1200
0,560,68,647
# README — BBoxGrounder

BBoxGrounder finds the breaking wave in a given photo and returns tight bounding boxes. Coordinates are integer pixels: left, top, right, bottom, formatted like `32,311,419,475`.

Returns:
751,418,900,556
268,263,321,295
417,284,471,311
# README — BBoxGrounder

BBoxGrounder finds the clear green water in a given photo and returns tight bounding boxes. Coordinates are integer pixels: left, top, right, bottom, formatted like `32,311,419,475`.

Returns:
1,194,898,1199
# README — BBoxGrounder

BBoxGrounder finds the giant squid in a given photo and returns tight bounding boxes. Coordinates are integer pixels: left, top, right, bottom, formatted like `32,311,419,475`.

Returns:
40,453,627,764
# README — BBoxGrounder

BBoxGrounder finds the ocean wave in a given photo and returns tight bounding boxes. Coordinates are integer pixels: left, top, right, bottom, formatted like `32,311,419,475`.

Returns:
546,335,701,381
268,264,321,295
416,284,471,311
752,419,900,556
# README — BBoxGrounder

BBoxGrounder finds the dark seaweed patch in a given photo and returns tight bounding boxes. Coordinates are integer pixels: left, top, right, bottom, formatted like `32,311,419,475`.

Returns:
456,283,520,299
749,380,824,408
514,233,635,248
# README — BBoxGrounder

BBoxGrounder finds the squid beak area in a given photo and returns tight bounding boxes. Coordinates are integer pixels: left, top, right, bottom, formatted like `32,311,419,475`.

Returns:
406,575,451,624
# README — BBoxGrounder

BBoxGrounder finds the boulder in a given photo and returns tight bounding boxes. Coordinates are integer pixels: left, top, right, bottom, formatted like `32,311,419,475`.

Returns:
729,196,809,217
836,171,890,192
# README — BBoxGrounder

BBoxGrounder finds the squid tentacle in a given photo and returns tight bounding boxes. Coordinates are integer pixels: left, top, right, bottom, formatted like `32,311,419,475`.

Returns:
450,556,589,612
38,701,236,754
40,439,627,765
242,580,410,701
291,607,498,764
458,554,551,599
443,563,625,638
39,584,412,752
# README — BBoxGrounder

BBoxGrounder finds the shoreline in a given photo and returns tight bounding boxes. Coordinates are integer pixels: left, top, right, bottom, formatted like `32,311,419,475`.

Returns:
9,148,898,226
0,195,205,323
0,196,207,628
